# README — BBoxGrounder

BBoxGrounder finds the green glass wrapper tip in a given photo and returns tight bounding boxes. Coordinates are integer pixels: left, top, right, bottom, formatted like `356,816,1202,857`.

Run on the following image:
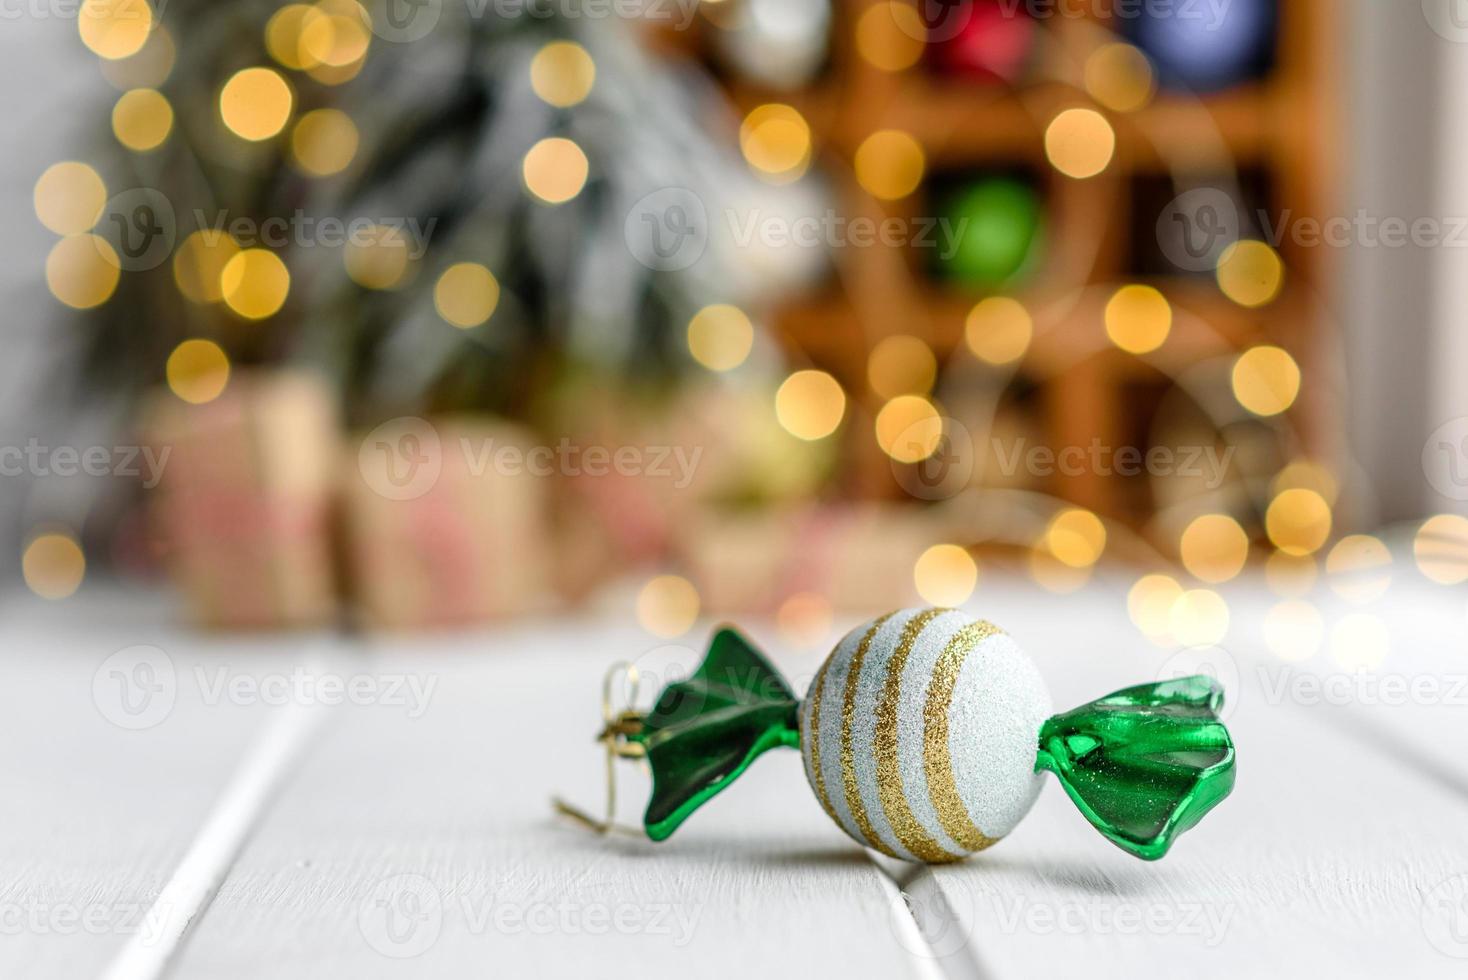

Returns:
629,628,800,841
1035,675,1236,861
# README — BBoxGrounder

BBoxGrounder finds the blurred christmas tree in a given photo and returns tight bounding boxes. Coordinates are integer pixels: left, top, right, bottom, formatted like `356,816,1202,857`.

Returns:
66,0,783,426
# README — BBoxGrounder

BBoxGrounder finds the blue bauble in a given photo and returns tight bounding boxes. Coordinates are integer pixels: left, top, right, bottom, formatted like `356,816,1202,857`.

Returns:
1122,0,1277,93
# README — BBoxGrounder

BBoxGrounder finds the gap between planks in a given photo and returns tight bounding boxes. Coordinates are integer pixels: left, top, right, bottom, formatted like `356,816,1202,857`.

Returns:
866,853,997,980
98,655,337,980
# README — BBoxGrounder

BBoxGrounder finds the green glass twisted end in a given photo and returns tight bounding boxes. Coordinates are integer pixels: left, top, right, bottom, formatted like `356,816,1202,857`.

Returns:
1035,676,1236,861
630,628,800,841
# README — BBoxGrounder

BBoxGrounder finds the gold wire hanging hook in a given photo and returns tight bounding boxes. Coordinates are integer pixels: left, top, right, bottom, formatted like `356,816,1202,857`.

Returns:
552,661,648,836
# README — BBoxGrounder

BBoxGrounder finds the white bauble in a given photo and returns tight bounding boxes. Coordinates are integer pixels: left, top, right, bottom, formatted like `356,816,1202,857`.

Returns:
798,608,1051,863
715,0,830,90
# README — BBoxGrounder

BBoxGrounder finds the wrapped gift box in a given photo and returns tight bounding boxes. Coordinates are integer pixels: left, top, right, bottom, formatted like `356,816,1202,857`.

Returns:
141,370,339,628
343,417,551,629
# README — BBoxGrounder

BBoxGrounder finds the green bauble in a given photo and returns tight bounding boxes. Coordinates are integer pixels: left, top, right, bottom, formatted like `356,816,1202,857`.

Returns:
938,178,1042,287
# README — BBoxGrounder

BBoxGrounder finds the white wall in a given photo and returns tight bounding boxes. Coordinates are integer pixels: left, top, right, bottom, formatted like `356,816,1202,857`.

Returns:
1342,2,1468,523
1427,5,1468,519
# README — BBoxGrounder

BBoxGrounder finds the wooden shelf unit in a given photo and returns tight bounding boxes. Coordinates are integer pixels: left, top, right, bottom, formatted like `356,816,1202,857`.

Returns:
648,0,1338,526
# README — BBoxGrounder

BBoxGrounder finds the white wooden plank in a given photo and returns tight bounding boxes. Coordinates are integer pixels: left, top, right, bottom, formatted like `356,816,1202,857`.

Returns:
0,588,313,978
1228,555,1468,791
101,697,329,980
172,621,928,979
912,578,1468,980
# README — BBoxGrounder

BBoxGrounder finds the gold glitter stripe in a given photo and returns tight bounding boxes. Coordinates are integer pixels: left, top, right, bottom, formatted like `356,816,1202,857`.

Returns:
840,614,901,859
874,609,961,864
805,659,843,830
924,620,1003,853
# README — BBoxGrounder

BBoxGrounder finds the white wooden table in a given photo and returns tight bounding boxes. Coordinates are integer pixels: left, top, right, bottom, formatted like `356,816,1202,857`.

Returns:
5,570,1468,979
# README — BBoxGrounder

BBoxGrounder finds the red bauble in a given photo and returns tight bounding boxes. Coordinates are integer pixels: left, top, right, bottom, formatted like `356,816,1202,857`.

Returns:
929,0,1036,84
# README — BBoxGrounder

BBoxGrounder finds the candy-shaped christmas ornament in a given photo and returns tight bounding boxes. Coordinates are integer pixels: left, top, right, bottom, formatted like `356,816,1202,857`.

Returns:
564,608,1236,862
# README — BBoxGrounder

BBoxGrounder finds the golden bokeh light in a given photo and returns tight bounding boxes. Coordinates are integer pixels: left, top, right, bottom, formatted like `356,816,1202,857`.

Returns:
1128,573,1184,641
219,67,293,142
868,335,936,399
1266,488,1332,557
854,129,925,200
1046,508,1106,568
1263,599,1323,662
344,225,411,290
220,248,291,319
1169,588,1229,647
34,162,106,235
522,137,589,204
914,544,978,607
79,0,153,60
22,532,86,600
46,235,120,309
1084,43,1156,113
1326,534,1391,603
1232,345,1301,417
290,108,359,176
775,370,846,441
1414,514,1468,585
875,395,942,463
265,4,321,71
1330,613,1388,673
111,88,172,151
1044,108,1116,179
636,574,700,638
855,2,925,72
687,304,754,372
173,230,239,304
1272,458,1338,504
530,40,596,108
1217,240,1284,307
964,296,1033,365
166,338,230,404
299,3,371,70
740,104,812,183
433,262,500,328
776,591,834,649
1265,551,1318,596
1104,284,1172,354
305,57,366,87
1179,513,1249,584
100,22,174,89
1028,543,1091,594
